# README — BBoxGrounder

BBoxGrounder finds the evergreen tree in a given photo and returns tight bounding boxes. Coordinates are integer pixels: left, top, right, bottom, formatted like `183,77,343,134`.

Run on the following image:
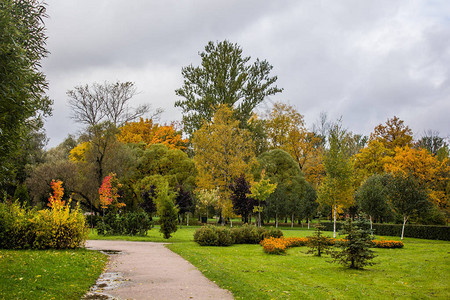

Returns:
306,223,332,257
157,184,179,239
331,216,376,269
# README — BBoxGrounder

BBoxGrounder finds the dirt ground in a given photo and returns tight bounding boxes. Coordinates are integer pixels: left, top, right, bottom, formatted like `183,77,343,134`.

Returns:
85,240,234,300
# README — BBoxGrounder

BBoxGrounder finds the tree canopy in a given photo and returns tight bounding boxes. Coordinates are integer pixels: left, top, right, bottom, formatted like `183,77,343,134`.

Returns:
175,40,282,135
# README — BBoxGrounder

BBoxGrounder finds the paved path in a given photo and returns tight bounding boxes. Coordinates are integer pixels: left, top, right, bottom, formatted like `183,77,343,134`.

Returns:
85,240,234,300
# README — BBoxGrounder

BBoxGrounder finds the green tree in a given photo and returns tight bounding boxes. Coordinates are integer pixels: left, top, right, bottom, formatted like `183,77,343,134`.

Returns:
318,121,354,238
175,40,282,136
157,183,179,239
386,173,430,239
331,216,376,269
0,0,52,189
300,182,318,229
306,223,332,257
356,174,392,230
256,149,306,227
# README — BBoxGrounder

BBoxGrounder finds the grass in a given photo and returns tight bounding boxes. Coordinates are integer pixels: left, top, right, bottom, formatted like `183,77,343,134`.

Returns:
0,248,107,300
4,225,447,299
164,227,449,299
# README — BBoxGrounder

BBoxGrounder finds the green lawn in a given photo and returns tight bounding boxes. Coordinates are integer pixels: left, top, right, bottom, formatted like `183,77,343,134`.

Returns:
163,227,449,300
0,248,107,300
3,226,447,299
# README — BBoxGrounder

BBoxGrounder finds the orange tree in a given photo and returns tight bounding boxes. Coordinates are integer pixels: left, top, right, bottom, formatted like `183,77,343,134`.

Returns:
117,118,188,150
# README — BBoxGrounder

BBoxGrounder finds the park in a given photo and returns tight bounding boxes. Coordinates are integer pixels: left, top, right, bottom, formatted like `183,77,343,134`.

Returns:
1,1,449,299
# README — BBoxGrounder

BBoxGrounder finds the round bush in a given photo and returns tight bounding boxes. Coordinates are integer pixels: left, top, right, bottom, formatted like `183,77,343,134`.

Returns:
194,226,234,246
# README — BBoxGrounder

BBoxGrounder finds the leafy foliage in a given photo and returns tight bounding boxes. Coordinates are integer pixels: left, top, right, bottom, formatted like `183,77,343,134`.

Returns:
117,118,188,150
0,0,52,187
175,40,282,135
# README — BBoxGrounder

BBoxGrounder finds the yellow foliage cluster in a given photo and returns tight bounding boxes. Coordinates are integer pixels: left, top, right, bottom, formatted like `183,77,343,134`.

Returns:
117,118,188,150
69,141,91,162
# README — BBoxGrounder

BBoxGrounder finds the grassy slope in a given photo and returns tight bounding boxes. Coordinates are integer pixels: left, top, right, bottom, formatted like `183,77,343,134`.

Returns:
0,249,107,300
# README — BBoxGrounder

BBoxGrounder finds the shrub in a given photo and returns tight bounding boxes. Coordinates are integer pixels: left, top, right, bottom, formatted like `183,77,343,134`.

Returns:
0,201,36,249
33,200,88,249
260,237,287,255
372,239,404,248
0,199,88,250
321,221,450,241
194,226,234,246
231,224,282,244
123,211,153,236
96,211,153,236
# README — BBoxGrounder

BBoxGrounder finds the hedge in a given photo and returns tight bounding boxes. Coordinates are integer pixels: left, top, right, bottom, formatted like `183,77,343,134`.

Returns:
321,221,450,241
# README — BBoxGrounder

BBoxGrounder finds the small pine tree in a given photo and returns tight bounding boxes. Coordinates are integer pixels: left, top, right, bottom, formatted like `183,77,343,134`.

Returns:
331,216,376,269
157,184,179,239
306,223,332,257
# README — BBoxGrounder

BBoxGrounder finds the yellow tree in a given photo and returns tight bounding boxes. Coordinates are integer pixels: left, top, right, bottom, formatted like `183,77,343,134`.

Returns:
352,139,394,185
117,118,188,150
192,105,257,222
384,146,450,212
265,102,325,186
369,116,413,150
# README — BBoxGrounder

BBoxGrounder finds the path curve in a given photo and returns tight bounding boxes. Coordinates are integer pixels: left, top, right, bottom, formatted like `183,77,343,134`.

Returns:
85,240,234,300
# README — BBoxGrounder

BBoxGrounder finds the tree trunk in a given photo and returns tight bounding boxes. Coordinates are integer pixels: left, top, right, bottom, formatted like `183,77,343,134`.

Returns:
401,216,408,240
333,205,337,238
369,215,373,237
275,213,278,228
308,218,310,229
187,213,189,226
291,213,294,228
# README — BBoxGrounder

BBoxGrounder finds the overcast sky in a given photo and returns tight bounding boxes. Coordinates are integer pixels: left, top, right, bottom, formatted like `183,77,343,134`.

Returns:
42,0,450,148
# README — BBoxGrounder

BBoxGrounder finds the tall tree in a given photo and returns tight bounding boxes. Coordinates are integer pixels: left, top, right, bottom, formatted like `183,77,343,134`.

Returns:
175,40,282,135
67,81,161,127
192,105,257,219
0,0,52,189
318,121,354,238
370,116,413,150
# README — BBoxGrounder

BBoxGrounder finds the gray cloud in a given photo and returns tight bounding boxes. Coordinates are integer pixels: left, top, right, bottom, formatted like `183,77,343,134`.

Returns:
42,0,450,147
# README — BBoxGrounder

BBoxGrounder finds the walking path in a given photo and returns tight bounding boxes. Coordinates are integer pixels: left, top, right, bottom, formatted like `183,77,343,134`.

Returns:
84,240,234,300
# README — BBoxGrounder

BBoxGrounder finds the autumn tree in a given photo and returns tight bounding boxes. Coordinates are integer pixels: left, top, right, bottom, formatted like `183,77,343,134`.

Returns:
318,122,354,238
192,105,257,220
175,40,282,135
0,0,52,189
117,118,188,150
370,116,413,150
249,171,277,227
265,103,313,169
384,146,449,213
68,81,162,127
353,140,393,182
416,130,448,156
